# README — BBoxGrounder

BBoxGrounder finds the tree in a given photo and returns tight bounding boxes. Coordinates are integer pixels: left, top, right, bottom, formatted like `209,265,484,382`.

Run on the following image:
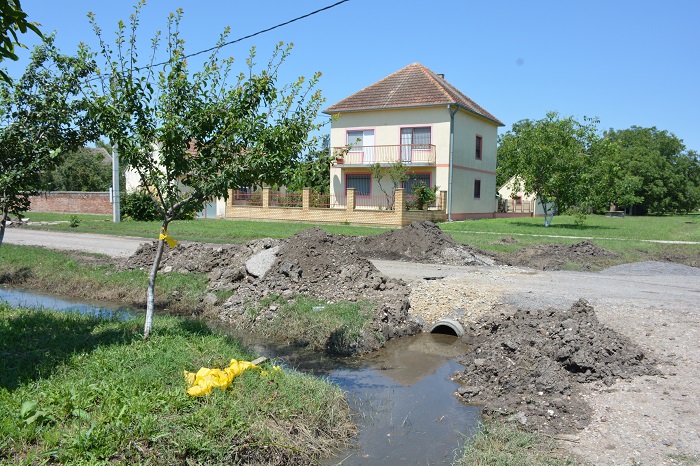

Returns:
88,5,324,338
0,38,98,246
368,161,409,209
287,135,332,194
41,148,113,191
497,112,599,226
0,0,43,83
599,126,700,214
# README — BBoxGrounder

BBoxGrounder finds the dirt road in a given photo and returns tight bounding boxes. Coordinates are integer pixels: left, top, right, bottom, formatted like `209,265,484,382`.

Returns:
4,228,148,257
6,228,700,464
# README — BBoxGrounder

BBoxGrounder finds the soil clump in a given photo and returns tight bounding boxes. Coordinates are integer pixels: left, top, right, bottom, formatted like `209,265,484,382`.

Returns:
453,299,659,434
505,240,619,270
357,221,500,266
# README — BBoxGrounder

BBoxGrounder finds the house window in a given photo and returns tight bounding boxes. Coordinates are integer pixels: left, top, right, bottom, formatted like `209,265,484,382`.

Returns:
400,127,431,161
346,174,371,196
475,135,483,160
474,179,481,199
404,173,431,194
347,130,373,151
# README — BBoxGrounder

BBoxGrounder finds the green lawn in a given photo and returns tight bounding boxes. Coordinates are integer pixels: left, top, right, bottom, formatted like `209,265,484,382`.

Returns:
0,305,353,465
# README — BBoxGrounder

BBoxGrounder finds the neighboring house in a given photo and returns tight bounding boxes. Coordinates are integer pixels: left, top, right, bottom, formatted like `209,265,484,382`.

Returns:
497,176,546,215
323,62,504,220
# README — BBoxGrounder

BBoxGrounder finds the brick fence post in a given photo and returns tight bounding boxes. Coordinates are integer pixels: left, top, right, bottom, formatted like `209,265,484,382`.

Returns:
262,187,270,209
302,188,310,210
346,188,355,212
439,190,447,212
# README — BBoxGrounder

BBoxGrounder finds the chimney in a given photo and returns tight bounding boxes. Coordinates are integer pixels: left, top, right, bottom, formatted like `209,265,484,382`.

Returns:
437,73,445,79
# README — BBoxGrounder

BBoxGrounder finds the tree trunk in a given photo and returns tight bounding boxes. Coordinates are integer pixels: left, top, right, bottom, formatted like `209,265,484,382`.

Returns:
0,206,9,248
144,222,168,339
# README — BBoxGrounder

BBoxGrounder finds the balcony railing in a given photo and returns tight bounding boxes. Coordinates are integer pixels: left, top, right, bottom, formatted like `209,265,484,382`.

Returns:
332,144,436,165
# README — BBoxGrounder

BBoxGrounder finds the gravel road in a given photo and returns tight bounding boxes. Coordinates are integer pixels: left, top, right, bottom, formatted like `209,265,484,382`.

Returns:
6,228,700,464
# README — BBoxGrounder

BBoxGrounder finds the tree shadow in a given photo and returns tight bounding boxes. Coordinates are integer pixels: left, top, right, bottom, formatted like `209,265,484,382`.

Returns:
0,310,140,391
507,221,614,232
0,266,33,284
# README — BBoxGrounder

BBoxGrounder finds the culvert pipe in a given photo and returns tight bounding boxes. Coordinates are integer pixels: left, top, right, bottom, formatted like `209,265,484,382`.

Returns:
429,318,464,337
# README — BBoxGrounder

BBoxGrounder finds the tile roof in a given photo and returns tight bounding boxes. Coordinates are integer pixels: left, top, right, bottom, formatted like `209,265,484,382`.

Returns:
323,62,504,126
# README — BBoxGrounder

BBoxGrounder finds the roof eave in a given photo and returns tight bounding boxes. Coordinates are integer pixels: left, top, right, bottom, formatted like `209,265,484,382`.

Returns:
324,102,504,127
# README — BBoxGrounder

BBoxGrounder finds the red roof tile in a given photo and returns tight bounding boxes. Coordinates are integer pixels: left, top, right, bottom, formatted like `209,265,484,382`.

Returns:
323,63,503,126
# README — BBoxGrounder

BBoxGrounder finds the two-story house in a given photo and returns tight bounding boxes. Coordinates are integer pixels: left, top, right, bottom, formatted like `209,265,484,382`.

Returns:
323,63,503,220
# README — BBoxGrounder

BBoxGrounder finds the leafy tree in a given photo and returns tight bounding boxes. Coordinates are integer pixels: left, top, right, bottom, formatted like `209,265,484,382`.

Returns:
368,161,409,209
0,38,98,246
599,126,700,214
497,112,599,226
0,0,43,83
42,148,112,191
88,5,323,338
287,136,332,194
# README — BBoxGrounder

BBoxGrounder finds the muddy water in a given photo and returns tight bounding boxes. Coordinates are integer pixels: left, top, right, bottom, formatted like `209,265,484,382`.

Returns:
224,328,481,465
2,289,481,465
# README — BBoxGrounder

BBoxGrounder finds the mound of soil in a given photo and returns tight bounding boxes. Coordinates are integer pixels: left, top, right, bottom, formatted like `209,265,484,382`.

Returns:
506,240,619,270
220,227,420,353
453,299,659,434
120,238,279,291
358,221,499,266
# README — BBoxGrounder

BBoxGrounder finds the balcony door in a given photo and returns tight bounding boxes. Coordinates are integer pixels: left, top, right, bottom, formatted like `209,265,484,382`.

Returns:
347,129,374,163
401,127,431,162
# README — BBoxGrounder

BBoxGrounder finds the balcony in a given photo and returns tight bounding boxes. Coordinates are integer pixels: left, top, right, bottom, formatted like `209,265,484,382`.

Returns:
332,144,436,166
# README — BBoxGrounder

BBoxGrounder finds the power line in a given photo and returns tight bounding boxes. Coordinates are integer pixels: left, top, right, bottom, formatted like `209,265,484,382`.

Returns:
106,0,350,77
183,0,349,61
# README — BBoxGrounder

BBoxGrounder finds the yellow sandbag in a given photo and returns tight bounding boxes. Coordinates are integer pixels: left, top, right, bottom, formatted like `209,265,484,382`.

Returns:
184,359,261,397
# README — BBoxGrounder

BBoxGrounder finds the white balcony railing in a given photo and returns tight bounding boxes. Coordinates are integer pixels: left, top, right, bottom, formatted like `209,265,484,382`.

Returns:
332,144,436,165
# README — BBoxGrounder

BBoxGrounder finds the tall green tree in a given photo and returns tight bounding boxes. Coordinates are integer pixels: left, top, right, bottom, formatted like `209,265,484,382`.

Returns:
42,148,113,191
600,126,700,214
497,112,599,226
287,135,332,194
0,38,98,245
0,0,43,83
88,5,324,338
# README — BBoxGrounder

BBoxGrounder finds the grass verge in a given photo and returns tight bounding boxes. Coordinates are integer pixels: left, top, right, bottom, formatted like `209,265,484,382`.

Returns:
0,304,354,465
243,295,377,355
455,422,577,466
0,244,207,314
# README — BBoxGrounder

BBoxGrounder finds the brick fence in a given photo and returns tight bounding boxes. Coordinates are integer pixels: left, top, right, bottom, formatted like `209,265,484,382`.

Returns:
28,192,112,215
226,188,447,227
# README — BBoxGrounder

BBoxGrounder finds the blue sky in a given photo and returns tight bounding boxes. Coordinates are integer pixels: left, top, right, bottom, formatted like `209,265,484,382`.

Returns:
8,0,700,152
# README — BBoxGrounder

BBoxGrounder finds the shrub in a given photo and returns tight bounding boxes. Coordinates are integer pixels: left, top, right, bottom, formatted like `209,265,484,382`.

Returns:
120,190,160,221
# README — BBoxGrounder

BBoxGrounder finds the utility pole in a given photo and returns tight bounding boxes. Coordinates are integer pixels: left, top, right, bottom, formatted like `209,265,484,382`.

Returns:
111,145,120,223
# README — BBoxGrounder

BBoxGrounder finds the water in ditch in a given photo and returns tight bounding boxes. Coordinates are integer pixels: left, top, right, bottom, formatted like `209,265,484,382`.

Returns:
2,288,481,465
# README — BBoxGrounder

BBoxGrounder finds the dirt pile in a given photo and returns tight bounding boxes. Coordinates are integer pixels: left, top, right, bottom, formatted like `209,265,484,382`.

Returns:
506,240,619,270
120,239,279,291
357,221,498,265
453,299,659,434
220,227,420,353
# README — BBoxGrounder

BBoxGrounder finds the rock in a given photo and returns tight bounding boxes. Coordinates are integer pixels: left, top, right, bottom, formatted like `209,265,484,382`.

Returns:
202,292,218,306
245,246,279,278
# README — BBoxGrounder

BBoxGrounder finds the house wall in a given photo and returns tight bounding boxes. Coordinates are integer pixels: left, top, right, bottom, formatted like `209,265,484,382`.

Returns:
497,177,546,215
329,106,499,218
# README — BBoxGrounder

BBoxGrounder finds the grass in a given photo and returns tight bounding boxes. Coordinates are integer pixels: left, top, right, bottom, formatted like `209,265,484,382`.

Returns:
246,295,377,354
21,212,388,243
441,213,700,242
0,244,207,314
455,422,577,466
0,304,354,465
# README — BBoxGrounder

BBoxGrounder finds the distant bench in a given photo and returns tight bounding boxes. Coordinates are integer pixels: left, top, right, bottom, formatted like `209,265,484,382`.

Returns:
605,210,625,218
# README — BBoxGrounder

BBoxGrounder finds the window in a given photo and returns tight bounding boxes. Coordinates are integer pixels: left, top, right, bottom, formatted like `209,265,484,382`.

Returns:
400,127,431,161
474,179,481,199
404,173,431,194
346,174,371,196
347,130,373,151
475,135,483,160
